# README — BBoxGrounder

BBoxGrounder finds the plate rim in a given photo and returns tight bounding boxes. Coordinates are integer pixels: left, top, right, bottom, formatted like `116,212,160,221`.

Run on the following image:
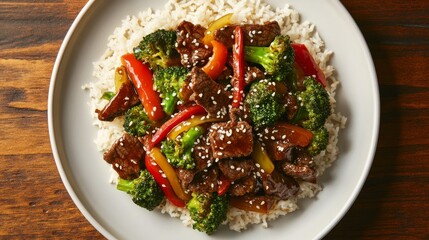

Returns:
48,0,116,239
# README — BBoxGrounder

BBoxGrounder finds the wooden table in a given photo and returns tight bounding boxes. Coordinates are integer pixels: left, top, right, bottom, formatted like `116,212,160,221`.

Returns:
1,1,428,239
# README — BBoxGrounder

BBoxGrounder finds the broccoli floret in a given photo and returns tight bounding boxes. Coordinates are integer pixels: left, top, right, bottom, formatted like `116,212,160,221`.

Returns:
307,127,329,156
133,29,180,71
291,77,331,130
245,80,285,128
123,104,153,137
244,35,294,82
153,66,189,115
160,126,204,170
117,170,164,211
187,192,229,235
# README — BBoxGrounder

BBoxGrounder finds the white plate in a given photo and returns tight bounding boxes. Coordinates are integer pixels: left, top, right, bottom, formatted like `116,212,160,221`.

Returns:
48,0,379,239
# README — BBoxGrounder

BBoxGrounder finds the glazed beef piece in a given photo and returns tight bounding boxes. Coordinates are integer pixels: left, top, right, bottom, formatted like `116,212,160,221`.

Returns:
189,67,231,117
244,66,265,86
229,106,250,123
103,133,145,180
187,167,219,194
262,170,300,200
214,21,281,48
229,175,257,197
176,168,195,190
218,158,254,181
283,93,299,120
281,148,317,183
209,121,253,159
97,81,140,121
176,21,212,68
193,134,216,170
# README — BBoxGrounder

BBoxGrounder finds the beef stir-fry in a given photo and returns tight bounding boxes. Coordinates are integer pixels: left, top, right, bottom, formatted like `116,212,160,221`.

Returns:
97,15,331,235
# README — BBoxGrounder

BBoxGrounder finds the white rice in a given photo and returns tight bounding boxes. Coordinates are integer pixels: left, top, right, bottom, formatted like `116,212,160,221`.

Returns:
83,0,347,232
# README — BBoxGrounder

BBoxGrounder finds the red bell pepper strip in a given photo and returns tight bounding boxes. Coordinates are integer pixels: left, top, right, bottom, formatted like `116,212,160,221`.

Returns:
202,40,228,80
231,26,245,108
145,154,185,208
121,53,165,121
291,43,327,87
150,104,206,149
217,173,231,196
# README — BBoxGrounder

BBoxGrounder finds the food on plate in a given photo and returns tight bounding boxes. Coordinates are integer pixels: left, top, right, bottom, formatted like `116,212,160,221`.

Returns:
84,0,346,234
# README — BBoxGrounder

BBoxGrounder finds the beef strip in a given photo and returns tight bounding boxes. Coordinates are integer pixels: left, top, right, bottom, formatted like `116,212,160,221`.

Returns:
176,168,195,190
193,134,215,171
214,21,281,48
244,66,265,86
229,105,250,123
281,147,317,183
189,67,231,117
187,167,219,194
209,121,253,159
229,175,257,197
97,81,140,121
103,133,145,180
176,21,212,68
262,170,300,200
283,93,299,120
218,158,254,181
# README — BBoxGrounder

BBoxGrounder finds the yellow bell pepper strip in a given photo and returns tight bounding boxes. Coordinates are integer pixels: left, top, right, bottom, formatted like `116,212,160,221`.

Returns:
231,26,245,108
202,13,233,46
145,154,185,208
291,43,327,87
121,53,165,121
150,104,206,149
167,114,222,140
202,40,228,80
149,147,191,202
114,66,128,92
251,140,275,174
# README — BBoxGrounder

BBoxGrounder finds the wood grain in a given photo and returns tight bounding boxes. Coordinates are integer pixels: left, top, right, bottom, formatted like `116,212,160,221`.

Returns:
1,0,428,239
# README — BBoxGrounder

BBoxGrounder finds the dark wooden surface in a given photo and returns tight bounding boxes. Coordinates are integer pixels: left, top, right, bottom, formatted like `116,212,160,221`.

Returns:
1,1,428,239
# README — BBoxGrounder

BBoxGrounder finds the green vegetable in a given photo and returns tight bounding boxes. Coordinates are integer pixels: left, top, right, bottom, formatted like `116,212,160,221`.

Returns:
244,35,294,82
245,79,285,128
153,66,189,115
117,170,164,211
291,76,331,130
307,126,329,156
101,91,115,100
187,192,229,234
133,29,180,71
123,104,153,137
160,126,204,170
